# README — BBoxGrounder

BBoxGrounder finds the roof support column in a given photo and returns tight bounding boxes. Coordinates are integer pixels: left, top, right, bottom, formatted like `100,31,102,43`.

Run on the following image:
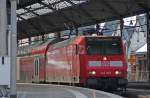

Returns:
0,0,9,97
69,26,73,38
120,18,124,37
0,0,7,55
42,35,45,42
55,32,61,39
146,12,150,82
75,27,78,36
17,40,19,47
28,37,31,45
96,24,100,35
10,0,17,98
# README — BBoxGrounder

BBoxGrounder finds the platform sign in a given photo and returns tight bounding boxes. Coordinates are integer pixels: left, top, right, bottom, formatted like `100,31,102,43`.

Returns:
128,55,137,65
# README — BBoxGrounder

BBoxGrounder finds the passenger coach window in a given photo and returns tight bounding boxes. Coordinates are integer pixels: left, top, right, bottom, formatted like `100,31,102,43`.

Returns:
87,39,122,55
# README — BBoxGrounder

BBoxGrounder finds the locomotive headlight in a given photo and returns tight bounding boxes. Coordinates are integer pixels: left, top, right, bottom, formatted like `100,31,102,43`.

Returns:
115,71,119,75
92,71,96,75
89,71,96,75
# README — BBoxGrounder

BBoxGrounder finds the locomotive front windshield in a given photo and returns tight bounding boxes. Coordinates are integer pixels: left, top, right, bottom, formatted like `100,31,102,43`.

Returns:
87,37,122,55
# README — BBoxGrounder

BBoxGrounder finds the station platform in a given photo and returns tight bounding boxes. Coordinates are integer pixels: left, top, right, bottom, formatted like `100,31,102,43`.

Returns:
17,83,123,98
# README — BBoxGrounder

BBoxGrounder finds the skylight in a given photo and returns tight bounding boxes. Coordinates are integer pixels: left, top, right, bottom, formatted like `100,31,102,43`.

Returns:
34,8,53,15
17,0,88,20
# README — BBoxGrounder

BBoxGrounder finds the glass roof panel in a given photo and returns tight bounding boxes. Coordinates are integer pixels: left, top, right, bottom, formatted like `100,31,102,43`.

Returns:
70,0,88,4
17,8,27,14
26,3,44,9
55,1,72,10
42,0,61,4
21,13,36,19
17,0,88,20
34,8,53,15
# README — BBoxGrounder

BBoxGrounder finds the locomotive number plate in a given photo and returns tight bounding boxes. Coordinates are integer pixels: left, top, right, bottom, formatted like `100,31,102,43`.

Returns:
101,61,110,66
100,72,111,75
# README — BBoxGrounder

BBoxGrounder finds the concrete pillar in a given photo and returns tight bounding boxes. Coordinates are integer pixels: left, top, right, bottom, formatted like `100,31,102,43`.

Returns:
10,0,17,97
0,0,7,55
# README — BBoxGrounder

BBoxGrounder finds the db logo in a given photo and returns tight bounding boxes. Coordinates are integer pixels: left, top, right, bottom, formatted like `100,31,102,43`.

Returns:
101,61,110,66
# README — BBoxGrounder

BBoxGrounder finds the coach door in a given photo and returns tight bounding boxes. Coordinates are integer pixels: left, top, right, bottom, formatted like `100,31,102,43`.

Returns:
33,57,40,82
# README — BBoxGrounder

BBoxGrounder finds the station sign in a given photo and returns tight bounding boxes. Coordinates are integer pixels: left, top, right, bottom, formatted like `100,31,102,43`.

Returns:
128,55,137,65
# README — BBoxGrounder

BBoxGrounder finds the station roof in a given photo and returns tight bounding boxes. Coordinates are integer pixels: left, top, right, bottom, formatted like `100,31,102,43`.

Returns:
16,0,150,39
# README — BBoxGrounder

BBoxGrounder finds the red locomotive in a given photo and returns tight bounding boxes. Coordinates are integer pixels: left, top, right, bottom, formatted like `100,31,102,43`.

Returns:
17,36,128,90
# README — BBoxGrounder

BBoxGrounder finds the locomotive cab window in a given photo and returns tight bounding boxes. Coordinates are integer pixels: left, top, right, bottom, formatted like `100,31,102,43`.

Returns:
86,37,122,55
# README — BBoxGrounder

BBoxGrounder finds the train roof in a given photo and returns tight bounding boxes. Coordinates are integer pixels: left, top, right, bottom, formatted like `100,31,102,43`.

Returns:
17,35,122,56
48,36,122,50
17,38,66,56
